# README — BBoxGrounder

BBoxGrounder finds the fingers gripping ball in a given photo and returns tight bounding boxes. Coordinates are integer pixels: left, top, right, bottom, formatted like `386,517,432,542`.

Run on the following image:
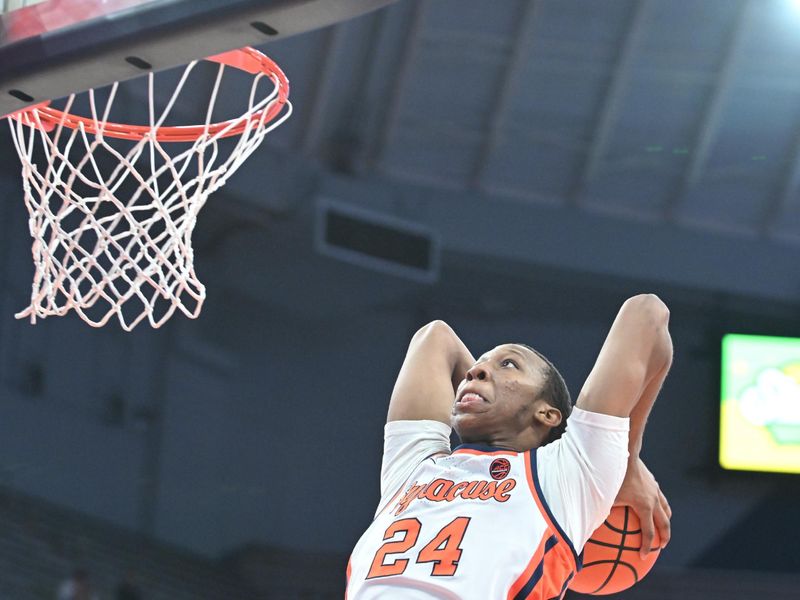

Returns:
569,506,661,595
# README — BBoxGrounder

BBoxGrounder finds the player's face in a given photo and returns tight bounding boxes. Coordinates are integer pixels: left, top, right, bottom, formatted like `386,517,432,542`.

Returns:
451,344,549,449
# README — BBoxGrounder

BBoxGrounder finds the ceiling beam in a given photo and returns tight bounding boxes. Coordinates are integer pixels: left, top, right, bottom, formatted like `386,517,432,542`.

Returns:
300,24,347,155
664,0,752,222
349,1,412,173
762,133,800,238
761,0,800,239
373,0,427,170
470,0,542,188
568,0,652,206
317,168,800,305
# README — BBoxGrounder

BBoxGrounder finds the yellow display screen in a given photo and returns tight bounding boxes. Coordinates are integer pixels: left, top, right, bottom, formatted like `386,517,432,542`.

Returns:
720,334,800,474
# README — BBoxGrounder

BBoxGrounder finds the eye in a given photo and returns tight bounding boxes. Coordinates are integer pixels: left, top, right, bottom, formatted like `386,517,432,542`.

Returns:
501,358,518,368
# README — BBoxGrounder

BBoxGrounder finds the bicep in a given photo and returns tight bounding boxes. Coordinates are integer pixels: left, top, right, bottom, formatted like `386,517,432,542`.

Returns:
576,295,671,418
387,321,474,424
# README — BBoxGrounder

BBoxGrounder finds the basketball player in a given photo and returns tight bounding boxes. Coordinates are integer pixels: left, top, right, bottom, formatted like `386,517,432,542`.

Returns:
346,294,672,598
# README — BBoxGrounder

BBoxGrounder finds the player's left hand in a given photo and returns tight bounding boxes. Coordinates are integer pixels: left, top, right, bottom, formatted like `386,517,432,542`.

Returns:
613,456,671,558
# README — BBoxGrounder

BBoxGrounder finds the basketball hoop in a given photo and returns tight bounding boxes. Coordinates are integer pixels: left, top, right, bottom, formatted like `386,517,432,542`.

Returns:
5,47,291,330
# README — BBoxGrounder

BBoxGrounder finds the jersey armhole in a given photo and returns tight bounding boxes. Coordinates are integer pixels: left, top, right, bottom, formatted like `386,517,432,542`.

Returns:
525,449,581,570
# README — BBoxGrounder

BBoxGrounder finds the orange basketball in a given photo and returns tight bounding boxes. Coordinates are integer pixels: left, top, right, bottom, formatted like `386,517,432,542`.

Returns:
568,506,661,595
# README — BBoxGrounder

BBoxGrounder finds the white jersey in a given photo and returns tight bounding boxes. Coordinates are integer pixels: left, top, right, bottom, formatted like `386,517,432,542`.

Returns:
347,408,629,600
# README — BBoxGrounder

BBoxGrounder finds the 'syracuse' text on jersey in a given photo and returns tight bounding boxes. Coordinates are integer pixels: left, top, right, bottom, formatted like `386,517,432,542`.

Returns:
349,447,577,599
346,408,629,599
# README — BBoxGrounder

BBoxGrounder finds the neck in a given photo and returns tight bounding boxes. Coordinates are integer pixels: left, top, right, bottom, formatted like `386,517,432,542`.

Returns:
460,427,548,452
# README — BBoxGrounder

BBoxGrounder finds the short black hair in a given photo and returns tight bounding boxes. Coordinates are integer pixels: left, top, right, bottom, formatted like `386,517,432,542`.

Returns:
516,344,572,445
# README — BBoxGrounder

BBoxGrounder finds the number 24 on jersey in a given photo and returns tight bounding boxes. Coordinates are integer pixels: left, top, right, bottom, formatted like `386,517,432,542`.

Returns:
367,517,471,579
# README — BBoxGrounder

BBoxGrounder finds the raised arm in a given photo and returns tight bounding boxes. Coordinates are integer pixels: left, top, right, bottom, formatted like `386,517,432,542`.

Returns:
576,294,672,419
577,294,673,556
387,321,475,424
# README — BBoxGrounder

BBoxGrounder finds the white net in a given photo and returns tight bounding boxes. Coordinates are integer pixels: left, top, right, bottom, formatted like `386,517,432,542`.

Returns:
7,50,291,330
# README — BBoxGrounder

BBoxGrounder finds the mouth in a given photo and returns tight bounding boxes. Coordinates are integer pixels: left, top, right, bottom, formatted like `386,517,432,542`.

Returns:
455,391,489,409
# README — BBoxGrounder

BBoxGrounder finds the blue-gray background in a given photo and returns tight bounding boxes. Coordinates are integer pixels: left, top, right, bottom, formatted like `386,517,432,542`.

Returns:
1,0,799,597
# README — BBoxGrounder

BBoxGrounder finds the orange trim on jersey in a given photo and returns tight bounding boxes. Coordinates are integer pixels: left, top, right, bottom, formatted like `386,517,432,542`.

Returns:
506,530,551,599
451,448,518,456
506,532,576,600
345,558,352,600
501,451,577,599
523,451,577,567
532,542,575,600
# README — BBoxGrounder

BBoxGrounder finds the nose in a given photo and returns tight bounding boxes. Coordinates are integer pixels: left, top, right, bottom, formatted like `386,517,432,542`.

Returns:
465,362,489,381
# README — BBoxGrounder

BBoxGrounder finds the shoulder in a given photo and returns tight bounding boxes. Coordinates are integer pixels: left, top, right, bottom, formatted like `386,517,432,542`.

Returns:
378,419,452,510
385,418,453,440
537,407,629,468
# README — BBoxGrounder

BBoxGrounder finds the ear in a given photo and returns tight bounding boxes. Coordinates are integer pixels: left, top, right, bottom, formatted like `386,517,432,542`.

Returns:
533,401,563,429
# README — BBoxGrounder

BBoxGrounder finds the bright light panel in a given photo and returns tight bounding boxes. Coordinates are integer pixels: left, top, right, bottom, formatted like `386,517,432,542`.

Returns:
720,334,800,474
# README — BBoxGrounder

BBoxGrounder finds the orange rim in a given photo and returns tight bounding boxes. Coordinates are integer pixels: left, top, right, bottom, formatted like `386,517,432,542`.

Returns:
13,47,289,142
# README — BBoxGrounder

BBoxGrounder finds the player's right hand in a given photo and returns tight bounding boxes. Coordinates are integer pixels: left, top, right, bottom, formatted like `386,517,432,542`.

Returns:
613,456,672,558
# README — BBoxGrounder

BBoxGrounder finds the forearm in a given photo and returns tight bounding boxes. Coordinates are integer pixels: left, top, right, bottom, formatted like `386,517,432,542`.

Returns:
448,332,475,393
387,321,475,423
418,321,474,386
587,296,673,554
627,352,671,458
616,337,674,555
576,294,672,418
